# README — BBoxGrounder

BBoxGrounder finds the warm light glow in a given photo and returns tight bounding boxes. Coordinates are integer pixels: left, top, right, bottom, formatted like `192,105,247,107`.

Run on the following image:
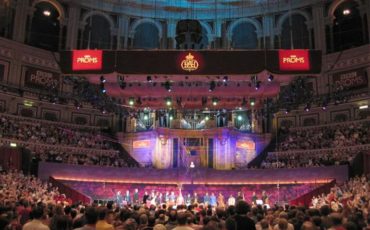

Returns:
205,116,209,121
343,9,351,15
43,10,51,16
10,143,17,147
133,140,150,148
24,100,33,107
359,105,368,110
236,141,255,150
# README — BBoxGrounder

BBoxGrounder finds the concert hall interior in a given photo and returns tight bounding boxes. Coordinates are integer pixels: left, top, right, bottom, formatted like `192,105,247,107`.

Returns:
0,0,369,230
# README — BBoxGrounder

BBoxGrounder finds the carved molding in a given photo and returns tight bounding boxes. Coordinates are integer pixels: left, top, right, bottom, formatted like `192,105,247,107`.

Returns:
21,54,59,70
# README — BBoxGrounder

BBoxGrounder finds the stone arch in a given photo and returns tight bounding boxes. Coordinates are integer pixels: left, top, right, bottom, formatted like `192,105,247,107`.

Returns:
199,21,214,42
130,18,163,39
328,0,363,21
32,0,65,20
82,10,115,30
277,10,312,31
227,18,262,40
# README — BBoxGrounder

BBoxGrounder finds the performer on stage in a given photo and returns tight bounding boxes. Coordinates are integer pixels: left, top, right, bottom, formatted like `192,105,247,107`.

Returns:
143,191,149,204
157,192,163,205
262,190,268,204
227,194,236,206
185,193,192,207
251,192,258,205
210,193,217,207
116,191,123,207
217,193,225,208
203,192,210,206
192,192,199,205
236,191,244,202
124,190,131,205
133,188,139,205
169,191,176,206
176,189,184,206
165,191,170,205
150,191,157,206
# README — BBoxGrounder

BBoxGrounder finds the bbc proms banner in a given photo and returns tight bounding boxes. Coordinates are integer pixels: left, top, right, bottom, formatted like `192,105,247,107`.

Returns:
332,68,368,90
24,66,60,90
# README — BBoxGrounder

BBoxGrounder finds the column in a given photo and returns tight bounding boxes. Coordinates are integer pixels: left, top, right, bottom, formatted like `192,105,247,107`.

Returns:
58,19,65,50
117,15,129,49
65,4,80,50
213,19,222,49
312,3,326,52
167,19,176,49
262,15,274,49
12,0,29,42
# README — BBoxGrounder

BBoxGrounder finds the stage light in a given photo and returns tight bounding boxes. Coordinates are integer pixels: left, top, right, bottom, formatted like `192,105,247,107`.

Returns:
100,76,106,83
128,98,135,106
43,10,51,16
285,109,290,114
205,116,209,121
343,9,351,15
190,161,195,168
169,115,173,120
250,98,255,106
359,105,368,110
255,81,261,90
147,76,152,82
209,81,216,92
166,98,172,106
164,81,172,92
223,76,228,83
237,115,243,121
144,115,149,120
101,108,107,114
212,98,218,106
304,104,311,112
268,74,274,82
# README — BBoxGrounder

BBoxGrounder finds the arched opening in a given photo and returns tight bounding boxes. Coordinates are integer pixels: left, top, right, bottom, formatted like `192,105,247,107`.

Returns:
0,1,13,38
231,22,258,49
281,14,309,49
28,2,60,51
133,23,160,49
82,15,111,49
332,1,364,52
199,26,209,49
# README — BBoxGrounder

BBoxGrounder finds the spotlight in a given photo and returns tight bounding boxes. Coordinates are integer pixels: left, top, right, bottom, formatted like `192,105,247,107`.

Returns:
164,81,172,92
205,116,209,121
255,81,261,90
343,9,351,15
267,74,274,82
212,98,218,106
285,109,290,114
100,76,106,83
237,115,243,121
250,98,255,106
209,81,216,92
101,108,107,114
304,104,311,112
74,101,82,110
166,98,172,106
43,10,51,16
128,98,135,106
144,115,149,120
169,115,173,120
147,76,152,83
223,76,228,83
101,88,106,94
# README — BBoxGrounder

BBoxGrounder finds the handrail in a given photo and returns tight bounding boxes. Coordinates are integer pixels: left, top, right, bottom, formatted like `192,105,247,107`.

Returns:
0,137,118,155
0,112,101,130
268,144,370,156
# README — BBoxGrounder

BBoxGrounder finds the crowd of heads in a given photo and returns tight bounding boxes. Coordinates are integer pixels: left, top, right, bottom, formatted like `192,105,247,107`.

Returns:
1,170,369,230
277,120,370,151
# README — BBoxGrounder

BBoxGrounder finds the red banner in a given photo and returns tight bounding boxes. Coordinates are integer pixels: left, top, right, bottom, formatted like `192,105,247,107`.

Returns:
279,50,310,71
72,50,103,71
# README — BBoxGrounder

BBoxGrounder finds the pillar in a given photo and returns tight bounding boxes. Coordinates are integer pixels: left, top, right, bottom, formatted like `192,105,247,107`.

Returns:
167,19,176,49
312,3,327,52
65,4,80,50
12,0,29,43
262,15,274,49
117,15,129,49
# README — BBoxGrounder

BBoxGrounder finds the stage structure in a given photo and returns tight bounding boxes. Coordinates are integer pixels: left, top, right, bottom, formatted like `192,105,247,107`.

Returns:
118,127,270,169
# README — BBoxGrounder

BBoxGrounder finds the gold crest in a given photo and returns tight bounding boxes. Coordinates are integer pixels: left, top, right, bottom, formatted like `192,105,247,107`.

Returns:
181,53,199,72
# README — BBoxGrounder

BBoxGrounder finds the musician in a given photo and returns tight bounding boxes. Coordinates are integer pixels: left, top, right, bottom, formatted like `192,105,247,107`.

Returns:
227,194,236,206
165,191,170,204
133,188,139,204
262,190,268,204
157,192,163,205
251,192,257,205
116,191,123,207
192,192,199,205
210,193,217,207
217,193,225,208
124,190,131,205
169,191,176,205
236,191,244,202
185,193,192,207
177,189,184,205
143,191,149,204
203,192,210,206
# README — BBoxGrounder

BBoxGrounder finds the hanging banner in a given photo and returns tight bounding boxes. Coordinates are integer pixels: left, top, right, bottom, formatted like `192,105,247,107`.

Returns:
332,68,368,90
72,50,103,71
24,67,59,90
278,49,310,71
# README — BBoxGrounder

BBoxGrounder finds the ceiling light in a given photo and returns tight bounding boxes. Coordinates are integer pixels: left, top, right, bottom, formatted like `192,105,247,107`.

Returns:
237,115,243,121
43,10,51,16
343,9,351,15
128,98,135,106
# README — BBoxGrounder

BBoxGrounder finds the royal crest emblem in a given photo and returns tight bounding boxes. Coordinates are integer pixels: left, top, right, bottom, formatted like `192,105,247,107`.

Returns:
181,53,199,72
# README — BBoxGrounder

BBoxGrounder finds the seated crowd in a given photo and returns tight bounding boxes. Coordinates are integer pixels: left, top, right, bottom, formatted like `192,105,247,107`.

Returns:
0,170,369,230
278,120,370,151
261,149,364,169
0,114,113,150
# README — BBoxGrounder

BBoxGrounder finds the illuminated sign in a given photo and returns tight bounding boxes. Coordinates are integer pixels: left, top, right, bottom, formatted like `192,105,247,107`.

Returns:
181,53,199,72
279,50,310,71
25,67,59,90
133,140,150,148
236,141,255,150
332,68,368,90
72,50,102,71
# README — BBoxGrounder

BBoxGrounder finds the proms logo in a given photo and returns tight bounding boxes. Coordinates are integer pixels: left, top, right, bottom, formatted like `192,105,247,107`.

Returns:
279,50,310,71
180,53,199,72
72,50,102,71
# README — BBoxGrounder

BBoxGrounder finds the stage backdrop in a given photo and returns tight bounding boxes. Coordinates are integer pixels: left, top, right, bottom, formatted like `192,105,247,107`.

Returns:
60,50,322,75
